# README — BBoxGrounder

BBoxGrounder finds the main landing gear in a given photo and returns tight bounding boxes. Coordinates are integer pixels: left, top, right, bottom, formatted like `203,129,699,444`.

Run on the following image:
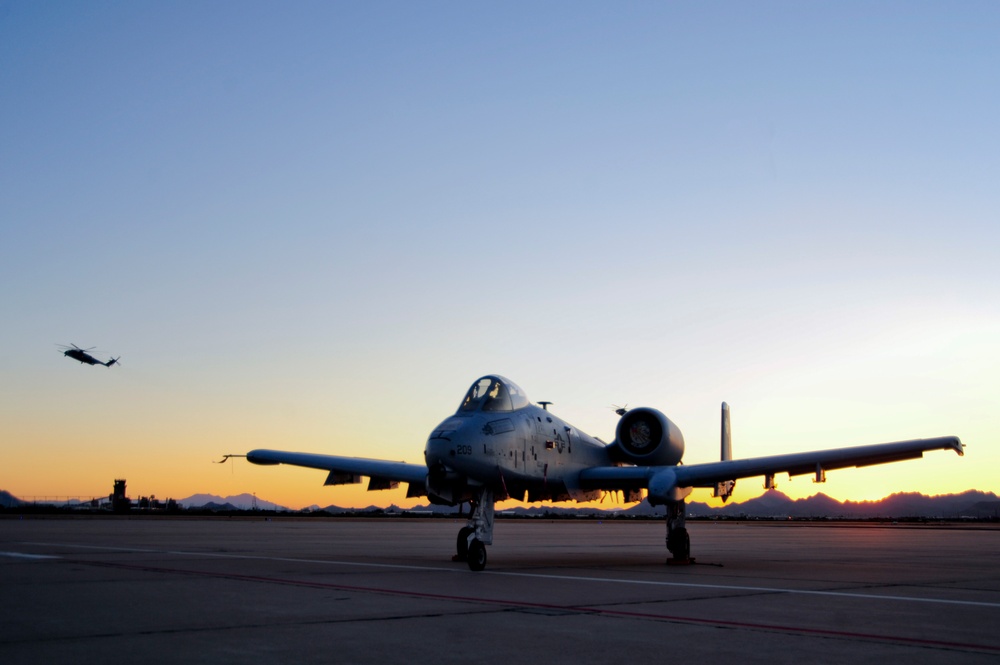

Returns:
451,489,691,569
452,487,495,571
665,499,693,565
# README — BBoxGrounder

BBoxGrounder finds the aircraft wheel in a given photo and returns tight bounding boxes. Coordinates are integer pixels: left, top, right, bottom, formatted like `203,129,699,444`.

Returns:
467,539,487,571
454,526,474,561
668,527,690,561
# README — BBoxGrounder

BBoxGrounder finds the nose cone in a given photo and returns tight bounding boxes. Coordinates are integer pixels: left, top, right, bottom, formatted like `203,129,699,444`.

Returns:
424,416,467,467
424,436,450,467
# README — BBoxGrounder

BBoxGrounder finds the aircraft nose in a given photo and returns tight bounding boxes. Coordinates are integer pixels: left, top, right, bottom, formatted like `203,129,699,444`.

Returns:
425,416,467,465
424,436,452,467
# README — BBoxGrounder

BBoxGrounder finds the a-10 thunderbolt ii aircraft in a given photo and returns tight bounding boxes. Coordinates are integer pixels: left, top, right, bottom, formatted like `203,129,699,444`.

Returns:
239,375,964,571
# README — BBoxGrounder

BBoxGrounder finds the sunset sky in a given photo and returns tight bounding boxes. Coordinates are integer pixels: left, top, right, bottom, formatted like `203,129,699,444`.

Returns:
2,2,996,510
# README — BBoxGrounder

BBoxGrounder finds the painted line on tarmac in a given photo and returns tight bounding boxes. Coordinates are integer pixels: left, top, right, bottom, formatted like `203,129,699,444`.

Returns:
24,542,449,572
0,551,60,560
486,569,1000,609
24,540,1000,610
63,558,1000,654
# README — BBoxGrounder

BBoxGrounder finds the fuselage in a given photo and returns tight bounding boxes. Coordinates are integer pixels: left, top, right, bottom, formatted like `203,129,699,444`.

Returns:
65,349,101,365
423,375,613,504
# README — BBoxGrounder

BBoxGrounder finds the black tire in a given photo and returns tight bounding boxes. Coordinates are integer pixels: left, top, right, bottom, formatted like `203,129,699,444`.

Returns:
455,526,474,561
668,527,690,560
467,539,487,571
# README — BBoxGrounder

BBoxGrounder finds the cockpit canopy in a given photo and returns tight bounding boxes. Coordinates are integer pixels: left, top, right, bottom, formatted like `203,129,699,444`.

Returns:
458,375,530,413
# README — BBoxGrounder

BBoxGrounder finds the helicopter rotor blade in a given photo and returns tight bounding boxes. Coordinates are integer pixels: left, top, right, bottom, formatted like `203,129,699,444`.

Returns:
64,343,96,352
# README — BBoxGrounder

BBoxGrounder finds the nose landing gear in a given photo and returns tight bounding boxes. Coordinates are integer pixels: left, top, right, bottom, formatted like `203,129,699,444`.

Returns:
467,539,487,571
453,526,474,561
452,487,495,571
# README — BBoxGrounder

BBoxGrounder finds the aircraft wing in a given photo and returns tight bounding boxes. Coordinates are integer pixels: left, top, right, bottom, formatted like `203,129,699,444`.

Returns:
578,436,964,491
246,449,428,494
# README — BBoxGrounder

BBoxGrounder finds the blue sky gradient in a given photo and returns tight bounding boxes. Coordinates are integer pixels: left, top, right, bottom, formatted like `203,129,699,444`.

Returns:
1,2,996,507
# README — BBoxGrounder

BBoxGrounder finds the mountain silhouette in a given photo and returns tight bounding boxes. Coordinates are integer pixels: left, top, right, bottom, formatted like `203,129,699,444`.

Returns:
177,493,290,511
0,490,24,508
4,488,997,518
684,489,998,518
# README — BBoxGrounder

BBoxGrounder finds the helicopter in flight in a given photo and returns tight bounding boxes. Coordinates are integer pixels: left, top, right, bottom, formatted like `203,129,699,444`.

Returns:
58,344,120,367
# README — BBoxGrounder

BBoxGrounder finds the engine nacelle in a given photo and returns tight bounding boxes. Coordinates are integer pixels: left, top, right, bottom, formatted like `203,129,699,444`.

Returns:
610,407,685,466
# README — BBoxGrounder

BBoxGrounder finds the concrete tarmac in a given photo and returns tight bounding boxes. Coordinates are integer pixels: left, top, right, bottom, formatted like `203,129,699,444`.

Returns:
1,516,998,664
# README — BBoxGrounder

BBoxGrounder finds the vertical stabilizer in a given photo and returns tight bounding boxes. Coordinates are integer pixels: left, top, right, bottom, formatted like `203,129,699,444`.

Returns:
721,402,732,461
714,402,736,501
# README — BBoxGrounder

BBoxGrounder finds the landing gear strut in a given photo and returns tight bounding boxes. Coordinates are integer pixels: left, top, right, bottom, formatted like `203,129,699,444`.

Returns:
665,499,692,564
454,487,494,571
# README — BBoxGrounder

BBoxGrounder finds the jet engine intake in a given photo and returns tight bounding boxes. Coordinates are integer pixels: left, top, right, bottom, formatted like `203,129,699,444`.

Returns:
610,407,685,466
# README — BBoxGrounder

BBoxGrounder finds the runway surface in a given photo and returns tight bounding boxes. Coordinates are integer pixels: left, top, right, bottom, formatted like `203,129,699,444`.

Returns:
1,516,998,663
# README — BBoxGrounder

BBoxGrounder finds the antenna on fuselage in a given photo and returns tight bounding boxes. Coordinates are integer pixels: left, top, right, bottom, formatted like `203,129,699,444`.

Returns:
538,401,552,411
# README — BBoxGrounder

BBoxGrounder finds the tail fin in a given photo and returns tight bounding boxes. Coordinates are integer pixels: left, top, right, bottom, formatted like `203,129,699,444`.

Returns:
713,402,736,502
105,357,120,367
721,402,732,461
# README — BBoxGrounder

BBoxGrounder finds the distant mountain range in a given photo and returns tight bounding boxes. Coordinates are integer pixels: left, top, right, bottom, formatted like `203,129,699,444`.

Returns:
686,489,1000,519
310,489,1000,519
175,493,290,511
4,489,998,518
0,490,22,509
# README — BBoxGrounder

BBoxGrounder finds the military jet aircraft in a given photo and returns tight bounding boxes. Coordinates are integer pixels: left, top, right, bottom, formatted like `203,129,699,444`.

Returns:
239,375,963,571
59,344,120,367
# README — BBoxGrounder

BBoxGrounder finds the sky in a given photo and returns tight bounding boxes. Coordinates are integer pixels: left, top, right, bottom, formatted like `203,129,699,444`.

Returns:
1,2,997,510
